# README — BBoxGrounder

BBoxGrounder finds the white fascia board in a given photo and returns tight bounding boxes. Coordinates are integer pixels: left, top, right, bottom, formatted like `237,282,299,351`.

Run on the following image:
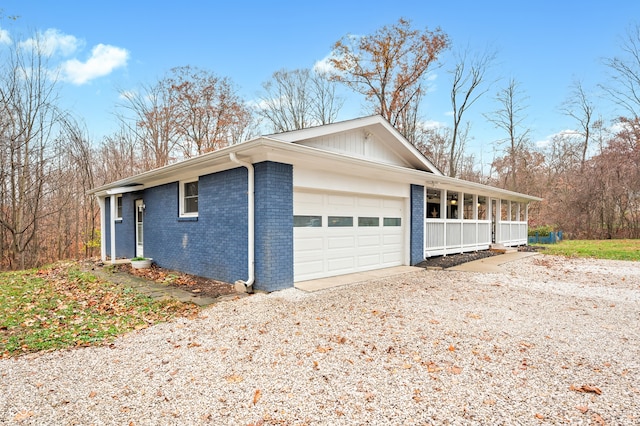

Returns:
106,185,145,195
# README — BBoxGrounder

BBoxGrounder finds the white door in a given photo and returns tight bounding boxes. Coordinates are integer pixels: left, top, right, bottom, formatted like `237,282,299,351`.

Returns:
294,190,404,282
135,199,144,257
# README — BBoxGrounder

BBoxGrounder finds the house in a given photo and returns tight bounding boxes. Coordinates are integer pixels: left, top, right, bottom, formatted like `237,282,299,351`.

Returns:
89,116,541,292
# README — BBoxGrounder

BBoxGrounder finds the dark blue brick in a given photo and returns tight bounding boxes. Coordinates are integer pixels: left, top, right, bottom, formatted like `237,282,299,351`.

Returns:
410,184,424,265
108,161,294,292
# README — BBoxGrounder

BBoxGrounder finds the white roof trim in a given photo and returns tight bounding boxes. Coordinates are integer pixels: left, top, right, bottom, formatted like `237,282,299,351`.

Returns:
106,185,145,195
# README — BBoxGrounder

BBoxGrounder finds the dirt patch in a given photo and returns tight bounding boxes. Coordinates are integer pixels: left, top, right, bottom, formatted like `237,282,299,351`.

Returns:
416,246,542,269
113,263,237,299
416,250,499,269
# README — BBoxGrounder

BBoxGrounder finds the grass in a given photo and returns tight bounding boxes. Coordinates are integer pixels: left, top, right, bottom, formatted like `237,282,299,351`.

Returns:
538,239,640,261
0,261,200,358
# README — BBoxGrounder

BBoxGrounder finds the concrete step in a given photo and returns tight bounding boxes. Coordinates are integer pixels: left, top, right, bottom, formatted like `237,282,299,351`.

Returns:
490,243,517,254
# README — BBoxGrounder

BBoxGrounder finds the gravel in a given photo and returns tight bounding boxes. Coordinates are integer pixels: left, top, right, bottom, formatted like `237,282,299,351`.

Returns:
1,254,639,425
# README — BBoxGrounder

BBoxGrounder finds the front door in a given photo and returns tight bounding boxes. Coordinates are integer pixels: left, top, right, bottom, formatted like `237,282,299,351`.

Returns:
135,199,144,257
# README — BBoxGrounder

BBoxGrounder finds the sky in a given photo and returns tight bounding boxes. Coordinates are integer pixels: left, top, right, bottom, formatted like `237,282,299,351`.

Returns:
1,0,639,165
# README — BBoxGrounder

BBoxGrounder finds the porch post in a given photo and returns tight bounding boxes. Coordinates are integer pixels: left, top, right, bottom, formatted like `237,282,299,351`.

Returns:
442,189,447,254
110,194,116,262
97,196,106,261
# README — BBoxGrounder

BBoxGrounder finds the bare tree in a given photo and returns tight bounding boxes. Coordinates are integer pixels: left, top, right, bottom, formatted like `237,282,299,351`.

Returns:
118,81,180,169
167,66,254,156
487,78,530,190
0,33,64,268
258,68,343,132
448,48,496,177
602,23,640,118
119,66,254,165
329,18,450,141
561,79,595,167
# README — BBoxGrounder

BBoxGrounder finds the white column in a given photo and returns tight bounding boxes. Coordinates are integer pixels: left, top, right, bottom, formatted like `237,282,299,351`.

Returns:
97,196,106,261
110,194,116,262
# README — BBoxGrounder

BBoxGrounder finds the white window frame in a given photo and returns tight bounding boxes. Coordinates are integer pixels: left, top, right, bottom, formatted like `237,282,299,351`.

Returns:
179,179,199,217
115,194,123,220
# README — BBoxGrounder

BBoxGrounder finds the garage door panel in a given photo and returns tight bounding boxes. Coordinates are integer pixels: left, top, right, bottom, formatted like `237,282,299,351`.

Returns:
358,234,381,247
383,233,403,245
294,191,405,282
383,252,403,263
295,259,324,275
328,194,355,207
293,235,324,251
327,235,355,249
328,257,355,272
358,197,382,208
358,254,381,267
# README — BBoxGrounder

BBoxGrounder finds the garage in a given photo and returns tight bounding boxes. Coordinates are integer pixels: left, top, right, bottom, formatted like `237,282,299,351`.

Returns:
293,190,405,282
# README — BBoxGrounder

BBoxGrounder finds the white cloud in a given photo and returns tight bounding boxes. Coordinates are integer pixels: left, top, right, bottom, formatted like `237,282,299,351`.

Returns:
62,44,129,85
420,119,447,129
0,27,11,45
535,129,581,148
19,28,82,57
313,53,337,75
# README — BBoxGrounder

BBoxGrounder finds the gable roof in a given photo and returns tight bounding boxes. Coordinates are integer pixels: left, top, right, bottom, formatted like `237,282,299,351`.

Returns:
266,115,443,175
89,115,541,203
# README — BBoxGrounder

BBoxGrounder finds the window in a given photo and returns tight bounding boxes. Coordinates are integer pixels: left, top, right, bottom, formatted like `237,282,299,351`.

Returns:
180,180,199,216
500,200,508,221
115,195,123,220
447,192,460,219
463,193,474,220
328,216,353,227
294,215,322,227
358,217,379,227
383,217,401,226
426,188,441,219
477,196,487,220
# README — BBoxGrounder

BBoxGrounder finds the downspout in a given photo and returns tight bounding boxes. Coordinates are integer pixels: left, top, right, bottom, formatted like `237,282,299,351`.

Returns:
230,153,255,292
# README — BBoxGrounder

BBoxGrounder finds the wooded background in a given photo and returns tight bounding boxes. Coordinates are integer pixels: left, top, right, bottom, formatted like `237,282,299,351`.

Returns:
2,19,639,270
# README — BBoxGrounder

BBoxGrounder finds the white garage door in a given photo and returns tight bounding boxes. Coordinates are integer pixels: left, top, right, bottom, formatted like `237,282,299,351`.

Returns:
294,190,405,282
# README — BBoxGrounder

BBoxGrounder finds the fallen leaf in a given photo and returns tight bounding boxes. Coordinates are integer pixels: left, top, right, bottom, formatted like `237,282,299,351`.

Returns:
570,384,602,395
253,389,262,405
535,413,544,420
576,405,589,414
448,345,456,352
449,365,462,375
426,362,441,373
316,346,332,353
13,411,34,421
592,413,606,425
89,391,97,398
225,374,244,383
402,363,412,369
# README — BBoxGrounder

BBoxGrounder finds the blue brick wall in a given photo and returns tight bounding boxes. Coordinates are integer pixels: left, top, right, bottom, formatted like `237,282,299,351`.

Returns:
254,161,293,292
410,184,425,265
104,161,294,292
143,167,248,284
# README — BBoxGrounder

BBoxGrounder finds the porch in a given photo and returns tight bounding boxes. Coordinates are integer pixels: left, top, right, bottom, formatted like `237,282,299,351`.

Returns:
424,187,529,257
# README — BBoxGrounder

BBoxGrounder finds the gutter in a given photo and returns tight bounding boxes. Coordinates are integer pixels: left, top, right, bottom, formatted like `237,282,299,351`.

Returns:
229,153,255,292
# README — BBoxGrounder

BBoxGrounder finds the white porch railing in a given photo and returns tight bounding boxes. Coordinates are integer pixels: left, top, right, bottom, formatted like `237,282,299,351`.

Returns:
425,219,492,257
498,221,528,246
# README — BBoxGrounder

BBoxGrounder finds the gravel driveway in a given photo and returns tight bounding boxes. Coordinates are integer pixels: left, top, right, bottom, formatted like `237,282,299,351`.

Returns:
1,255,639,425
